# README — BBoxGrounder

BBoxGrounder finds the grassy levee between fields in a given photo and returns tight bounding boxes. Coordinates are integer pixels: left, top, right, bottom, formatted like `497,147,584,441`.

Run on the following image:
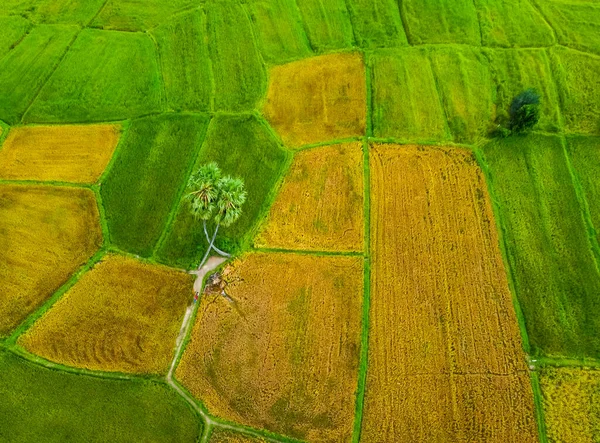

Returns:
255,142,364,252
474,0,554,48
101,113,209,257
0,24,78,125
90,0,198,31
19,254,194,374
24,28,164,123
539,367,600,442
370,48,450,142
156,114,288,268
263,52,366,148
362,144,538,442
207,0,266,112
151,9,213,112
550,47,600,135
177,252,363,441
482,134,600,359
401,0,480,45
294,0,355,52
0,16,30,60
0,349,201,442
0,184,102,337
344,0,407,48
0,124,121,183
244,0,313,65
535,0,600,56
566,136,600,249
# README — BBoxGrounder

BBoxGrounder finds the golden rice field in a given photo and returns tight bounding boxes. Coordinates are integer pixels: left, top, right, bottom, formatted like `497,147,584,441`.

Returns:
362,144,538,442
0,124,121,183
540,367,600,442
177,252,363,441
19,254,193,374
256,142,364,252
0,184,102,337
263,52,366,148
210,429,265,442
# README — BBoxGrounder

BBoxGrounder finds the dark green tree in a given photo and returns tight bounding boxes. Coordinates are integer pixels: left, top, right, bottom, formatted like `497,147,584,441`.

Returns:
509,88,541,133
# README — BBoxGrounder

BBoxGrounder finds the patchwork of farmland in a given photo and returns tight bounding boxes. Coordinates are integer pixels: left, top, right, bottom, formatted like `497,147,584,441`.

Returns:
1,0,599,442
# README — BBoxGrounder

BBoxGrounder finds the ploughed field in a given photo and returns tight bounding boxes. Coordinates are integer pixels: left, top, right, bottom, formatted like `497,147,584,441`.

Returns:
0,0,599,442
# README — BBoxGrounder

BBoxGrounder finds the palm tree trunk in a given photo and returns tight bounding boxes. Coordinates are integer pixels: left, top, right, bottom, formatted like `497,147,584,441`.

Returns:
204,220,230,257
199,223,220,268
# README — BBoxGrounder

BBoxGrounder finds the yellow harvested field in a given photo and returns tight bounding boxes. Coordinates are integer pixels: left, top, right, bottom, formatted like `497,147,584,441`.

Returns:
0,124,121,183
263,52,366,148
210,429,265,442
19,254,194,374
177,252,363,441
540,367,600,442
256,142,364,251
362,144,538,442
0,185,102,336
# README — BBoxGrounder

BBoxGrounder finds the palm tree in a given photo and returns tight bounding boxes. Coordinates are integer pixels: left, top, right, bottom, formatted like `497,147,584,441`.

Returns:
185,162,221,222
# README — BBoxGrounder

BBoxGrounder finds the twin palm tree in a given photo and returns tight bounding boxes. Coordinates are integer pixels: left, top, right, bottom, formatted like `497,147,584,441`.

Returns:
185,163,247,267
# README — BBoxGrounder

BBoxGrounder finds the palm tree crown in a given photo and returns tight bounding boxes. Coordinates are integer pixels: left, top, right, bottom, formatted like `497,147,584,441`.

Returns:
185,162,221,220
215,176,247,227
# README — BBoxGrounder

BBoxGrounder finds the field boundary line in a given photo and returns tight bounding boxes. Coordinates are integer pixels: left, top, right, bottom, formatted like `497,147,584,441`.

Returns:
426,54,453,141
364,51,374,138
86,0,110,28
533,356,600,369
4,248,106,345
473,146,549,443
368,135,474,150
469,0,484,46
527,0,559,45
0,179,92,188
146,5,203,32
393,0,412,45
20,26,82,124
289,0,317,54
351,138,371,443
92,184,111,247
152,115,213,260
97,119,130,185
560,136,600,272
146,31,169,113
293,136,363,152
251,247,363,257
0,23,33,65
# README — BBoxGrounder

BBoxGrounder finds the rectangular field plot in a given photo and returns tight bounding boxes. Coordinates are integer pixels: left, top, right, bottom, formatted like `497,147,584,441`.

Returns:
428,47,494,143
345,0,407,49
371,49,449,142
256,142,364,252
101,114,209,257
540,367,600,443
567,136,600,247
151,10,212,112
551,47,600,135
401,0,480,45
0,24,78,124
474,0,554,48
0,349,200,442
245,0,312,64
24,29,163,123
483,135,600,359
363,144,537,442
208,1,266,112
177,252,363,442
295,0,354,52
0,185,102,336
0,124,121,183
0,16,30,60
19,254,193,374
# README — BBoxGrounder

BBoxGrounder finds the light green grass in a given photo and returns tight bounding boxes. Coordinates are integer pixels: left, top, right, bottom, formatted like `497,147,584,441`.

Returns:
484,48,562,133
151,9,213,112
483,134,600,360
0,16,31,60
24,28,163,123
91,0,198,31
0,24,78,124
401,0,480,45
294,0,355,52
345,0,408,49
371,48,449,142
566,136,600,248
208,0,266,112
155,114,288,268
536,0,600,56
0,0,105,25
0,349,201,442
475,0,554,48
550,47,600,135
101,114,210,257
428,46,494,143
245,0,313,64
